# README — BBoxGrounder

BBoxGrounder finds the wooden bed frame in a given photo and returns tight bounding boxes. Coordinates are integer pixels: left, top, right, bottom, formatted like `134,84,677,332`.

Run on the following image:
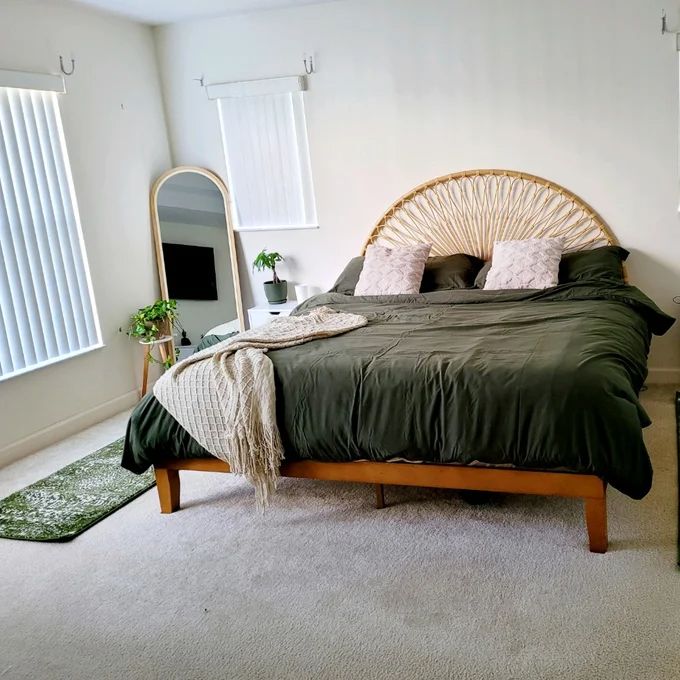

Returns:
153,169,619,553
155,460,608,552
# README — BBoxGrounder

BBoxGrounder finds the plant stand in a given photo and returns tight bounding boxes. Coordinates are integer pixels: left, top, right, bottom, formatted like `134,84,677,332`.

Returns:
140,335,173,397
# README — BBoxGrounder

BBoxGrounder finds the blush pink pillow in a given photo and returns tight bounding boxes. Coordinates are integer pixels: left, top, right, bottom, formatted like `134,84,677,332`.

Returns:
355,243,432,295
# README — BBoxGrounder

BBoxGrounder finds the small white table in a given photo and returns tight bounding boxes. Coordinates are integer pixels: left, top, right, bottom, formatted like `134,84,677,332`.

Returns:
248,301,298,329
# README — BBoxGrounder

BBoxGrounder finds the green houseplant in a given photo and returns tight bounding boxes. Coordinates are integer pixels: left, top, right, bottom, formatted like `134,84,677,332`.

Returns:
253,249,287,304
126,299,178,368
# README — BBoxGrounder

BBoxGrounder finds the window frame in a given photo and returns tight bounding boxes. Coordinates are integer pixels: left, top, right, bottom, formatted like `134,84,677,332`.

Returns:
0,72,102,382
209,76,318,232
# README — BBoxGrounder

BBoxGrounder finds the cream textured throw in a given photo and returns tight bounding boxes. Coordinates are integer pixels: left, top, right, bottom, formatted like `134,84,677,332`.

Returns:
153,306,367,508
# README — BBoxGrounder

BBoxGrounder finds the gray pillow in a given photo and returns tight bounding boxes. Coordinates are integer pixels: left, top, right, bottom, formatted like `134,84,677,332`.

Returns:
329,256,365,294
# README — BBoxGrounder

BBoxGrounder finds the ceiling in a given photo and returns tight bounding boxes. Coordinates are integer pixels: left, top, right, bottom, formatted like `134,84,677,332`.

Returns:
68,0,334,25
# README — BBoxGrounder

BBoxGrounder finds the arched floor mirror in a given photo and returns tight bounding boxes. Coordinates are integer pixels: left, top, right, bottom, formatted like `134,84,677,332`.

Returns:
150,166,245,360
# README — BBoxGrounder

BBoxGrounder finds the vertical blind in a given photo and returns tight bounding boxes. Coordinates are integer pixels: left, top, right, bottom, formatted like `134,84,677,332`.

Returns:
0,86,101,380
214,77,317,231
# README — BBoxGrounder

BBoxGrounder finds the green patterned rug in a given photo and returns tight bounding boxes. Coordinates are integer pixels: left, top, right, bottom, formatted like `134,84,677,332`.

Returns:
0,438,155,542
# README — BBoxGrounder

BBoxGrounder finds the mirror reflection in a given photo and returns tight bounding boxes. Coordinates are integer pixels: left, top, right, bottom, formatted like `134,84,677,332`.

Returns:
156,171,241,360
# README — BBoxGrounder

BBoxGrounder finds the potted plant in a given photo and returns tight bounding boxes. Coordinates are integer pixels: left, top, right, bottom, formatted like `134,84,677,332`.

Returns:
126,299,178,369
253,249,287,304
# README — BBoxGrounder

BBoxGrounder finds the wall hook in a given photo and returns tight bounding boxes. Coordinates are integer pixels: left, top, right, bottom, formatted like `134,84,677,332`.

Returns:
59,56,75,76
303,55,314,75
193,75,205,87
660,8,680,49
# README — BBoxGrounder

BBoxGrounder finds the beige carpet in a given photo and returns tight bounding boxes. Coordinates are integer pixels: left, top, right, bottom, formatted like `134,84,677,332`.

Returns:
0,386,678,680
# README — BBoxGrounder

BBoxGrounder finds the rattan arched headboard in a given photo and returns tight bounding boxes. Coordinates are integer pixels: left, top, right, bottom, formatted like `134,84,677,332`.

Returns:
362,169,616,259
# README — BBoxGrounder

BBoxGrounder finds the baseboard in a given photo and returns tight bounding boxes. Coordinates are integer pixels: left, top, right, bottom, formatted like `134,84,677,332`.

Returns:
646,368,680,385
0,389,139,468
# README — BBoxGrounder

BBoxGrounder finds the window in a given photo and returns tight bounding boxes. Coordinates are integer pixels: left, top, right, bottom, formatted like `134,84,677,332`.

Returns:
210,76,317,231
0,73,101,381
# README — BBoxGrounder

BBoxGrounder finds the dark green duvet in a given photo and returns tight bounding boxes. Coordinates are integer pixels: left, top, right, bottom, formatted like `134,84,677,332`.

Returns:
122,282,674,499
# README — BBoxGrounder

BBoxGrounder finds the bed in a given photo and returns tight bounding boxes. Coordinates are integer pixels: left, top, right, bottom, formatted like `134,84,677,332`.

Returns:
123,169,674,553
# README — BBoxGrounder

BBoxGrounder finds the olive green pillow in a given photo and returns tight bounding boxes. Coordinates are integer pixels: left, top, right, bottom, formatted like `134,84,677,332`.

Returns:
559,246,629,283
420,254,485,291
474,260,492,288
475,245,628,289
330,256,365,294
331,254,484,294
194,331,237,353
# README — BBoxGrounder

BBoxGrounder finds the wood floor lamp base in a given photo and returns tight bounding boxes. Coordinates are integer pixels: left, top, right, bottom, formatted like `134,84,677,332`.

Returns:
154,458,608,554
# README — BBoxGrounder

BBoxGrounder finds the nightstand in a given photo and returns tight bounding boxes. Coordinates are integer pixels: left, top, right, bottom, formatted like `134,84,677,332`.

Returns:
248,301,298,329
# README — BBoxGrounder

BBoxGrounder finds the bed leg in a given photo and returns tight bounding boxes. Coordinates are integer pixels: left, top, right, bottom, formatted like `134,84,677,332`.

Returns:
155,467,180,513
375,483,386,509
584,482,608,553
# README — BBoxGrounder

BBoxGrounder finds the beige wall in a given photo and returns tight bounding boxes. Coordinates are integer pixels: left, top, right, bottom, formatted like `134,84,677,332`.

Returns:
155,0,680,379
0,0,171,463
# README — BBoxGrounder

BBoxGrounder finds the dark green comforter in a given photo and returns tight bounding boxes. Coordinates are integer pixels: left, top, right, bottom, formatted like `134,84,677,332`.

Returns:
122,282,674,499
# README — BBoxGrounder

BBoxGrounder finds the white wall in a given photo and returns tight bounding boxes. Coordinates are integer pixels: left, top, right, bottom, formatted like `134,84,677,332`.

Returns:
0,0,171,463
155,0,680,377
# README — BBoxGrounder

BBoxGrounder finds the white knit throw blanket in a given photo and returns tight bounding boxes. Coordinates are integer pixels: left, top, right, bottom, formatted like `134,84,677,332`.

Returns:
153,306,367,508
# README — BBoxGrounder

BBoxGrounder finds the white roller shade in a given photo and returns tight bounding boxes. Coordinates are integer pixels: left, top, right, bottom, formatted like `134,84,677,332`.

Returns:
0,87,101,380
207,75,305,100
214,77,317,231
0,69,65,94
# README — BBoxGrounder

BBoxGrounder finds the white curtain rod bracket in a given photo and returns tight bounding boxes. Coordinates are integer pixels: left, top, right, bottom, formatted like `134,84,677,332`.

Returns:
204,75,306,100
0,68,65,93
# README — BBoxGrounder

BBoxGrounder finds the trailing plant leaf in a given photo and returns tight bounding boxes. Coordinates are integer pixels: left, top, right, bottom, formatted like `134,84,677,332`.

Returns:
126,299,178,368
126,299,178,341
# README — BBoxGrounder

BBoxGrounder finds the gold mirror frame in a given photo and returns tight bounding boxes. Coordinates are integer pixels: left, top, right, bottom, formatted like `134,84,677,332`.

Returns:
150,166,245,353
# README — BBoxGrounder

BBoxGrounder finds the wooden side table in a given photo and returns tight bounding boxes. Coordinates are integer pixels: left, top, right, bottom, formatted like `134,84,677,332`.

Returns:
140,335,174,397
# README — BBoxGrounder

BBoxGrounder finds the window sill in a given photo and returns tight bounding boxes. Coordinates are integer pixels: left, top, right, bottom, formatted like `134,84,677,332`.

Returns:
0,343,105,383
234,223,319,232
